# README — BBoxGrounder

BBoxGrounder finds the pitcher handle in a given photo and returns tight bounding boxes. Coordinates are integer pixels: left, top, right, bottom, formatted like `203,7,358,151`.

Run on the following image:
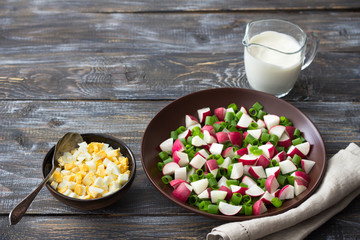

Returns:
302,32,320,70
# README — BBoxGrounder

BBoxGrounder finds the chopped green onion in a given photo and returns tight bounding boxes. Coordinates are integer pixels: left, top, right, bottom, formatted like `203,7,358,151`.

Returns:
276,146,285,153
235,111,243,119
205,116,215,126
207,204,219,214
257,110,267,119
226,179,239,187
280,116,290,126
292,137,303,146
199,200,211,211
225,111,235,123
287,175,295,185
176,126,186,134
257,178,266,188
170,131,178,139
244,204,253,215
252,102,264,111
277,175,287,186
228,103,238,112
245,134,259,145
213,123,223,132
208,177,218,189
247,122,259,130
216,156,225,165
189,195,200,205
271,197,283,208
250,145,263,155
161,175,172,184
196,169,204,178
294,128,301,138
239,183,248,188
242,195,252,204
157,162,165,171
163,157,173,164
230,193,242,205
269,134,279,146
248,108,258,118
189,174,199,182
292,154,302,166
261,132,270,143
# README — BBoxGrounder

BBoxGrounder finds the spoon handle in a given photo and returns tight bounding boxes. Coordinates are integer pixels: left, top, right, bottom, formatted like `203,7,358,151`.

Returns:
9,171,54,225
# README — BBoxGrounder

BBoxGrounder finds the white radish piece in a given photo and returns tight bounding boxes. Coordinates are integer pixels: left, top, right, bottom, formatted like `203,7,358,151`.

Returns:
214,107,226,121
241,176,257,188
198,188,211,199
192,135,207,147
222,147,235,158
178,129,191,140
236,113,254,129
197,107,211,123
170,179,187,189
279,159,297,174
205,159,219,177
219,157,232,169
209,143,224,155
291,171,310,183
228,131,243,147
272,151,287,162
261,191,275,205
160,138,174,153
219,185,233,201
203,130,217,144
265,175,280,193
162,162,180,175
217,176,228,188
196,149,209,159
294,179,308,196
189,154,207,169
256,155,271,168
230,162,244,180
172,138,185,153
174,167,187,181
245,185,265,197
287,145,306,158
185,115,199,128
173,182,192,202
239,154,258,165
265,166,281,178
278,134,292,149
248,166,266,179
230,185,248,195
253,199,267,215
190,179,209,195
246,129,262,139
210,190,227,203
216,132,230,144
219,201,242,216
269,125,286,138
263,114,280,130
173,151,189,167
278,185,295,200
301,159,316,174
296,142,311,156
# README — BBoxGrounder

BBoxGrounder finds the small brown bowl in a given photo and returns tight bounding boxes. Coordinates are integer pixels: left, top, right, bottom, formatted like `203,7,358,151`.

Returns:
42,133,136,210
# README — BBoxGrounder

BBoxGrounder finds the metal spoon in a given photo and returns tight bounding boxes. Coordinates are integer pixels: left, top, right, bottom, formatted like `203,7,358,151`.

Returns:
9,132,83,225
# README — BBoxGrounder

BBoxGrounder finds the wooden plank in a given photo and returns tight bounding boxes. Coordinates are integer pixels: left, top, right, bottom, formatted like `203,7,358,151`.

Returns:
1,0,360,13
0,100,359,213
1,198,359,240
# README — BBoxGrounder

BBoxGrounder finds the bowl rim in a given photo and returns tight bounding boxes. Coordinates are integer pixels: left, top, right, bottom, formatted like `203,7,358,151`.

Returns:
42,133,136,202
141,87,327,221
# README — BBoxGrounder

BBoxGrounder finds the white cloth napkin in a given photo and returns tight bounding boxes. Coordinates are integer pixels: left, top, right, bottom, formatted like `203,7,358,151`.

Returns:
207,143,360,240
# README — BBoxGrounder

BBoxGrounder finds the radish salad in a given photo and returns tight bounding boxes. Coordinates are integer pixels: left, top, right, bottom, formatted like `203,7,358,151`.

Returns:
157,102,316,216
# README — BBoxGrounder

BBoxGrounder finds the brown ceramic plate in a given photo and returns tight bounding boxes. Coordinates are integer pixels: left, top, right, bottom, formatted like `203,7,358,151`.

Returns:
43,133,136,210
141,88,326,220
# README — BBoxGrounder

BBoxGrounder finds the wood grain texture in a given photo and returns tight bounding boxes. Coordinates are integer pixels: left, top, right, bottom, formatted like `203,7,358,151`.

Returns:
0,100,358,215
1,0,360,13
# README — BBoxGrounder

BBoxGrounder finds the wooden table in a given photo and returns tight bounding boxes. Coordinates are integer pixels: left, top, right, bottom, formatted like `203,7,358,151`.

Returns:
1,1,359,239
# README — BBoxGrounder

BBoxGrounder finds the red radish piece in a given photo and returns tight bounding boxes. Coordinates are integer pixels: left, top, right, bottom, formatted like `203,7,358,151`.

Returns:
214,107,226,121
272,189,281,198
257,119,266,129
219,202,242,216
277,134,292,149
265,175,280,193
219,157,232,169
287,145,306,159
237,113,254,129
159,138,174,153
269,125,286,138
256,155,271,168
246,129,262,139
253,199,268,215
272,151,287,163
278,185,295,200
294,179,308,196
197,107,211,123
210,190,228,203
172,138,185,153
219,185,233,201
239,106,248,114
162,162,180,175
205,159,219,177
173,151,189,167
189,154,207,169
216,132,230,144
265,166,281,178
173,182,192,202
192,135,207,147
198,188,211,199
174,167,187,180
285,126,296,139
239,154,258,165
170,179,187,189
263,114,280,130
301,159,316,174
201,125,216,135
245,185,265,197
178,129,191,140
279,159,297,174
231,185,248,195
296,142,311,156
195,149,209,159
241,176,258,188
203,130,217,144
248,166,266,179
230,162,244,180
222,147,235,158
259,142,275,159
209,143,224,155
217,176,228,188
185,115,199,128
291,171,310,183
261,191,275,205
236,148,248,156
228,132,243,147
190,179,209,194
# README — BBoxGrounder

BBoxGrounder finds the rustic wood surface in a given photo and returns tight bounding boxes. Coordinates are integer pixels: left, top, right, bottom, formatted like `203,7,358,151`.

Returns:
0,0,359,239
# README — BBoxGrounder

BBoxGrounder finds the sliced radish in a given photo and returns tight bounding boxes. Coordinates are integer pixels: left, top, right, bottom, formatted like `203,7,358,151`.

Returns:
265,166,281,178
192,135,207,147
236,147,248,156
205,159,219,177
272,151,287,163
265,175,280,194
285,126,296,139
228,131,243,147
172,138,185,153
178,129,191,140
214,107,226,121
197,107,211,123
294,179,308,196
236,113,254,129
239,154,258,165
219,157,231,169
162,162,180,175
222,147,235,158
217,176,228,188
246,129,262,139
256,119,266,129
219,201,242,216
278,134,292,149
209,143,224,155
195,149,209,159
301,159,316,174
185,115,199,128
210,190,228,203
261,191,275,205
295,142,311,156
174,167,187,180
269,125,286,138
219,185,233,201
248,166,266,179
256,155,271,168
291,171,310,183
245,185,265,197
173,182,192,202
189,154,206,169
216,132,230,144
253,199,267,215
230,185,248,195
191,179,209,194
259,142,275,159
241,176,257,188
203,130,217,144
201,125,216,135
279,159,297,174
170,179,187,189
287,145,306,159
230,162,244,180
263,114,280,130
278,185,295,200
239,106,248,114
198,187,211,199
173,151,189,167
159,138,173,153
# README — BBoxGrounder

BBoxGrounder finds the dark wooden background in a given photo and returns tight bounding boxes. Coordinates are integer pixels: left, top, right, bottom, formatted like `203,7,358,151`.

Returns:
0,0,359,239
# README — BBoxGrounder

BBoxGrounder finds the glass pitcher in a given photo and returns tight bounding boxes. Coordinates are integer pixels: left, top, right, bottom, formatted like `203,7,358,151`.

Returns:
242,19,319,97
